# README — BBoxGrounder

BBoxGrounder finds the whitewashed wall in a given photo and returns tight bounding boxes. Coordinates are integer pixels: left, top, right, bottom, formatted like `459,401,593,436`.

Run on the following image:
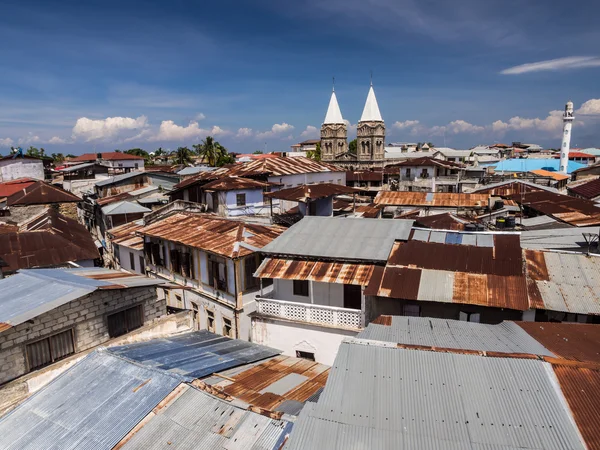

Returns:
0,159,44,182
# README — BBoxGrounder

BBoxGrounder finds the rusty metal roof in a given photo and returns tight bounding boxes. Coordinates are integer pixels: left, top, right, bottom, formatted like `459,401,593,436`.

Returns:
516,322,600,363
0,209,100,272
70,151,144,161
345,170,383,182
6,181,81,206
473,180,558,196
511,190,600,226
255,257,376,286
96,191,133,206
0,178,37,198
414,212,481,231
568,177,600,199
525,249,600,315
108,220,145,250
374,191,489,207
201,176,270,191
264,183,359,202
530,169,571,181
386,157,465,169
200,354,329,415
137,212,285,258
354,203,381,218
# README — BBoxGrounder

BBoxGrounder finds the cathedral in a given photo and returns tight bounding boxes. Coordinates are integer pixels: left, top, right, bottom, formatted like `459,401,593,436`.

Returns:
320,83,385,168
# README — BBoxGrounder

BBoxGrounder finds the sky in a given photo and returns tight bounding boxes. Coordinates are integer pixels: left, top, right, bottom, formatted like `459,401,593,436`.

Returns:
1,0,599,155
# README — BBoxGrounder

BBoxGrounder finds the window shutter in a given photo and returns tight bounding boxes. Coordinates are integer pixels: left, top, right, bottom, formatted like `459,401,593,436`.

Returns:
170,249,180,273
181,252,191,277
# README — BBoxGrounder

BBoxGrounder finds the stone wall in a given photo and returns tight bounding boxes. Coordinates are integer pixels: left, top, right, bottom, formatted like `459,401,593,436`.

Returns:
0,286,165,385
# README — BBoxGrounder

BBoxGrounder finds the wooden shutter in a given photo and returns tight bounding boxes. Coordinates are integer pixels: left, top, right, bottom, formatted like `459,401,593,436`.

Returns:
170,249,180,272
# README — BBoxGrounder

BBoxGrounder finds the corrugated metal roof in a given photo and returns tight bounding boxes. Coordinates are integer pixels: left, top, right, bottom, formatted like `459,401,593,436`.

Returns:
374,191,490,208
568,177,600,200
254,258,376,286
410,229,500,247
200,354,329,415
108,219,145,250
0,178,37,197
119,384,291,450
285,340,586,449
0,268,163,329
520,227,596,251
473,179,559,195
95,171,145,187
517,322,600,363
0,209,100,272
261,216,414,262
265,183,359,202
414,213,481,231
525,250,600,314
0,350,182,450
488,158,585,174
511,190,600,227
137,212,285,258
202,176,270,192
108,331,280,379
357,316,554,356
101,200,152,215
6,181,81,206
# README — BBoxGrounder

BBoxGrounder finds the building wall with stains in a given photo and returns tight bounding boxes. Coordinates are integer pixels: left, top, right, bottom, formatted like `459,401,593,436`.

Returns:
0,159,44,182
251,316,358,365
272,279,345,308
0,286,165,385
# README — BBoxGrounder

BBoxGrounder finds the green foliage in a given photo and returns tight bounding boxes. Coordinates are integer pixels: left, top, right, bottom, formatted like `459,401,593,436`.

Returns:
253,150,263,154
194,136,229,167
348,139,357,154
154,147,166,157
215,152,235,167
171,147,194,165
307,141,322,161
66,154,76,158
51,153,65,163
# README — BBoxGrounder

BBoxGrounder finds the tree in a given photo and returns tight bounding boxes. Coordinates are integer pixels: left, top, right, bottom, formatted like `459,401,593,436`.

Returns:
307,142,321,161
194,136,228,167
253,150,263,154
154,147,166,157
348,139,357,154
26,146,41,157
427,142,435,148
125,148,150,161
172,146,194,165
216,152,235,167
51,153,65,163
66,154,76,158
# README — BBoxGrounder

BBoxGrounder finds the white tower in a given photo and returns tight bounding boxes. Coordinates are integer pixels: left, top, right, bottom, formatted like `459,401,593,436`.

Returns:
559,101,574,174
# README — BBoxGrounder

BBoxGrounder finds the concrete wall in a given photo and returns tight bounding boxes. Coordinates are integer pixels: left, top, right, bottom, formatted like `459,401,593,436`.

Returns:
0,159,44,182
223,189,267,217
268,171,346,189
63,176,110,195
273,279,344,308
251,316,357,365
115,244,145,275
103,160,144,170
0,286,165,385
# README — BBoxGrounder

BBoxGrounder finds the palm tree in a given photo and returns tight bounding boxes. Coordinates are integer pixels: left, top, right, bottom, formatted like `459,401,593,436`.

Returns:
194,136,228,167
172,147,194,165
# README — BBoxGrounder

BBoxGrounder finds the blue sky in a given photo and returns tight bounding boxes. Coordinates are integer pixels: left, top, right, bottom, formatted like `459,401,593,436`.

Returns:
1,0,599,154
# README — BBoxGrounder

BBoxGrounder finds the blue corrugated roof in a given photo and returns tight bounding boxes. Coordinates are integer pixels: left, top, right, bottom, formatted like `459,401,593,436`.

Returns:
487,158,586,174
108,331,281,379
0,351,182,450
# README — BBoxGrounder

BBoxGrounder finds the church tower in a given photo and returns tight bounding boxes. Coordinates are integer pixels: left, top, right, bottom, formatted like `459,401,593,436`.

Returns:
320,87,347,162
357,82,385,163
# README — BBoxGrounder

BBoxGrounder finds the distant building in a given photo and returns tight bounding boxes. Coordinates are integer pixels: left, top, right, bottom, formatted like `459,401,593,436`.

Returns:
290,139,319,154
0,155,44,182
387,157,465,193
66,152,145,174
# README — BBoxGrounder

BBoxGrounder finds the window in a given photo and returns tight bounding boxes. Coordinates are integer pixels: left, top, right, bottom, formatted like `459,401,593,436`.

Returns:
343,284,362,310
420,169,429,179
174,294,182,307
151,242,163,266
129,252,135,271
139,255,145,274
459,311,480,323
107,305,144,338
208,254,228,292
223,317,233,337
26,329,75,371
403,304,421,317
244,255,259,290
207,309,215,332
134,163,139,169
296,350,315,361
180,251,193,278
293,280,309,297
405,168,411,178
170,249,180,273
236,193,246,206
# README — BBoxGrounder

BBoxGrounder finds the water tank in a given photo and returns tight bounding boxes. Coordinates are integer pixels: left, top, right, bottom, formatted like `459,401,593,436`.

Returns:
505,216,516,228
494,200,504,210
496,217,506,229
464,223,477,231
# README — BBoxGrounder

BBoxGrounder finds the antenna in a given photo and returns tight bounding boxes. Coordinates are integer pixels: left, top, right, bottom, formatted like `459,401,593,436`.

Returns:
370,71,373,86
332,76,335,92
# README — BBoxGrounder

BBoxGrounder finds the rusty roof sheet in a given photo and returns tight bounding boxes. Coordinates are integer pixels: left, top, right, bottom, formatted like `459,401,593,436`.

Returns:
96,191,133,206
568,177,600,199
201,176,270,192
7,181,81,206
414,212,481,231
137,212,285,258
473,180,555,196
0,209,100,272
511,190,600,226
530,169,571,181
255,257,376,286
70,151,144,161
517,322,600,363
525,250,600,315
200,355,330,415
374,191,489,207
552,364,600,450
345,170,383,182
108,220,145,250
385,156,465,169
354,203,381,218
0,178,37,198
264,183,359,202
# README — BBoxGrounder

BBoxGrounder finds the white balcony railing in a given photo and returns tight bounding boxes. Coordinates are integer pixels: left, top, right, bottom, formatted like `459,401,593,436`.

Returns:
255,297,363,330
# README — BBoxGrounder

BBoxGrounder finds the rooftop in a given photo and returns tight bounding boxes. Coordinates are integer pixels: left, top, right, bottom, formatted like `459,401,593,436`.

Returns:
261,216,414,262
386,156,464,169
200,176,270,192
529,169,571,181
70,152,145,162
107,219,145,250
414,212,481,231
0,178,37,198
264,183,359,202
473,179,559,196
95,171,145,187
374,191,490,208
510,190,600,226
101,200,152,216
0,209,100,273
138,212,285,258
6,181,81,206
489,158,586,174
568,177,600,199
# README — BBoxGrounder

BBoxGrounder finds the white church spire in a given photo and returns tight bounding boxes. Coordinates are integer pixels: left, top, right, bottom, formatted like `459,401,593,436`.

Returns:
324,87,344,124
360,83,383,122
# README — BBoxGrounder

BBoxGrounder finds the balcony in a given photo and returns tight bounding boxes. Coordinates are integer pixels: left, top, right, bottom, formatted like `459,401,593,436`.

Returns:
255,296,363,330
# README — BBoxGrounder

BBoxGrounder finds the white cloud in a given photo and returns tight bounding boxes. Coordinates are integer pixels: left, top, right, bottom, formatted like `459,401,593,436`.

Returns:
492,110,563,134
0,138,14,148
150,120,205,141
48,136,66,144
577,99,600,115
236,127,254,138
18,133,42,145
210,125,229,136
300,125,319,138
256,122,295,139
195,113,206,121
393,120,420,130
501,56,600,75
446,120,485,134
72,116,149,142
343,119,357,134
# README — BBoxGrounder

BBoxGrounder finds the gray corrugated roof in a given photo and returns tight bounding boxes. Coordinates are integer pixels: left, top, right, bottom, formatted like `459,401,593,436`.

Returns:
473,179,559,194
520,227,596,252
177,166,215,175
357,317,554,356
0,350,182,450
261,216,414,262
285,340,585,449
108,331,280,379
121,384,291,450
0,268,163,328
95,171,144,187
101,200,152,215
411,228,500,247
58,162,96,172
